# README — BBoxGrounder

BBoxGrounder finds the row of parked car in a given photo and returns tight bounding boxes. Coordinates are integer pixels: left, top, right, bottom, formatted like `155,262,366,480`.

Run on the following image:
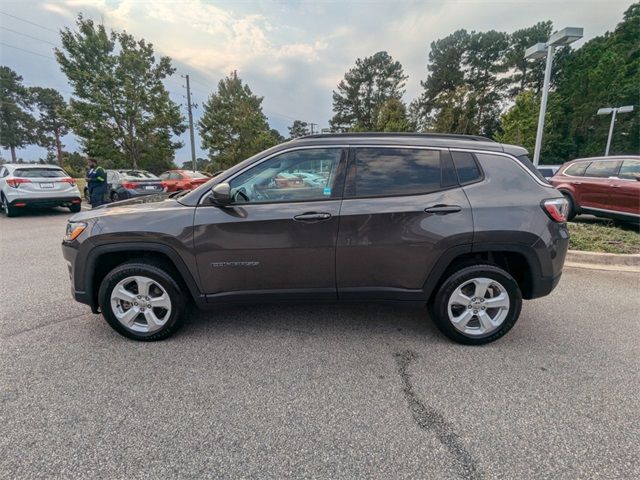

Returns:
1,155,638,223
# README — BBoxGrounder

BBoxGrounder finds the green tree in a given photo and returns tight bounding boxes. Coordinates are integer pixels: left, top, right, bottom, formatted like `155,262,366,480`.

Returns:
62,151,88,178
56,15,185,171
376,97,412,132
505,21,553,97
494,90,541,154
30,87,69,166
330,51,408,131
0,66,35,162
199,71,278,169
288,120,310,138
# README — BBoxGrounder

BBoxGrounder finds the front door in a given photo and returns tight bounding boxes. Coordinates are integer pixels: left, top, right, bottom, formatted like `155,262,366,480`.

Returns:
193,147,347,300
578,160,622,209
336,147,473,300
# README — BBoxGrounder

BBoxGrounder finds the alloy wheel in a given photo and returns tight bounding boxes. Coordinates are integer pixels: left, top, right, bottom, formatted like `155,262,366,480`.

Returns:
447,277,510,336
110,275,172,333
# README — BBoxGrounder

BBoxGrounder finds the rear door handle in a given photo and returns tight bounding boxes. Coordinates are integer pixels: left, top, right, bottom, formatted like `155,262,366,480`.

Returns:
293,212,332,222
424,204,462,215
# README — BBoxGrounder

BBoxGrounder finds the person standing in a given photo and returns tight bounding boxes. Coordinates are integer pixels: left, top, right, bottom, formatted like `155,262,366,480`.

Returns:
86,158,107,208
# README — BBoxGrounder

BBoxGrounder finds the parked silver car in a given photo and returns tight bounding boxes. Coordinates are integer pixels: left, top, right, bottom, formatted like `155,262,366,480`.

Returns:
0,164,82,217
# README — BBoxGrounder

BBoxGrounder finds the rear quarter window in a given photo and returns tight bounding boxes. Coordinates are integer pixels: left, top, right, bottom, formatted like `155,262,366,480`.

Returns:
451,152,482,184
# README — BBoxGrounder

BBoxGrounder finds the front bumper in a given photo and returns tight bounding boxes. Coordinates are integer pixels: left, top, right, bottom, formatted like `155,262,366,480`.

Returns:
62,241,98,312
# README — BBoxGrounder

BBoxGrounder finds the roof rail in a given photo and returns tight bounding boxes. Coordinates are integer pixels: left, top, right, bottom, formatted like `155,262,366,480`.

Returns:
295,132,496,142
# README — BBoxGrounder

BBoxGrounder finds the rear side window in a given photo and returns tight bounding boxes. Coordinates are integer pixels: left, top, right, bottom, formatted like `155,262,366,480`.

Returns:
13,168,66,178
618,160,640,180
564,162,589,176
354,148,441,197
584,161,621,178
451,152,482,184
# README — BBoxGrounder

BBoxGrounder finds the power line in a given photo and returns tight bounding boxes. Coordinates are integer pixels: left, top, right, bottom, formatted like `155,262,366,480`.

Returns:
0,11,59,34
0,41,56,61
0,25,58,46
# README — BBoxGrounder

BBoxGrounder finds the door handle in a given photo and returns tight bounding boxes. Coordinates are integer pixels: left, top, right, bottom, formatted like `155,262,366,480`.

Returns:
293,212,332,222
424,205,462,215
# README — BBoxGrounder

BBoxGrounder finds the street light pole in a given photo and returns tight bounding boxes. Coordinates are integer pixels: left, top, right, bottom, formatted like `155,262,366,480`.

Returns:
597,105,634,156
532,45,555,167
525,27,583,167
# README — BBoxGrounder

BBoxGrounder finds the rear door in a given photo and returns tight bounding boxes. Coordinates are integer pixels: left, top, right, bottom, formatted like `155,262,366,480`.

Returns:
193,147,347,298
579,160,622,209
336,146,472,300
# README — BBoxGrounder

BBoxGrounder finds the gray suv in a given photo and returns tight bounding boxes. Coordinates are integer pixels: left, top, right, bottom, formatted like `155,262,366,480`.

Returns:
62,133,569,345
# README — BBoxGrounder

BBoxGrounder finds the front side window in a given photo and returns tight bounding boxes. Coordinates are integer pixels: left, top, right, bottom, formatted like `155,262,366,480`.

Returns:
618,160,640,180
229,148,343,204
584,161,621,178
354,148,442,197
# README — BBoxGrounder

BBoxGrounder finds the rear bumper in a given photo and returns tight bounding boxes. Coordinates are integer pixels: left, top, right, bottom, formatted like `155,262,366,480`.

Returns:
9,196,81,208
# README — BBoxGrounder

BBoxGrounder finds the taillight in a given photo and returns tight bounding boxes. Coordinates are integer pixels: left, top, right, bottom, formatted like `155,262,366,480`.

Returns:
542,198,569,223
6,178,31,188
122,181,139,189
59,177,76,186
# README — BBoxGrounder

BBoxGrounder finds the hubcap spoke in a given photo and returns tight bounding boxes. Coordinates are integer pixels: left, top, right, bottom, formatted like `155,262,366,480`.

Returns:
477,311,494,332
473,278,493,298
117,306,139,326
135,277,154,297
450,290,471,306
451,309,473,328
112,286,137,303
484,293,509,309
144,309,165,328
149,294,171,310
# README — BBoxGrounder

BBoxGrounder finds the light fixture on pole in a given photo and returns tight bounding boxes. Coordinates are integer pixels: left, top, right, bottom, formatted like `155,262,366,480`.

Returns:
597,105,634,156
526,27,584,166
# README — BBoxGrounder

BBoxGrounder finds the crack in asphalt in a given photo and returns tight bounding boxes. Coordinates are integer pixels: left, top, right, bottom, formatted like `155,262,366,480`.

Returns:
394,350,482,480
1,311,93,339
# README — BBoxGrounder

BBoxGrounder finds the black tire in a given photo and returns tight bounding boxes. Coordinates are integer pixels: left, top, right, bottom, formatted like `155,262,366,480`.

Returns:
431,264,522,345
1,194,18,217
69,204,81,213
561,192,577,221
111,191,120,202
98,261,186,341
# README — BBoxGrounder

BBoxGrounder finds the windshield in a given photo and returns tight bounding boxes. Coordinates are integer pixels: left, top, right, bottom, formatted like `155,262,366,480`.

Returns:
14,168,67,178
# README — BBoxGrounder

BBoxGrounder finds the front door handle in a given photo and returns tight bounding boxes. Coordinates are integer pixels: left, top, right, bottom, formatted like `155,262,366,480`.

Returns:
424,204,462,215
293,212,332,222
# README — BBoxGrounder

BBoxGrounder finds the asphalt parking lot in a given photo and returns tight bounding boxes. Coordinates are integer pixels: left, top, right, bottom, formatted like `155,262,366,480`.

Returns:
1,208,639,479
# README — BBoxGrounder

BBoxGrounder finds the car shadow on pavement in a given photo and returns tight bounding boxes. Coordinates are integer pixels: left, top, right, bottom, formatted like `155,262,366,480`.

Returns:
1,207,78,218
179,301,445,343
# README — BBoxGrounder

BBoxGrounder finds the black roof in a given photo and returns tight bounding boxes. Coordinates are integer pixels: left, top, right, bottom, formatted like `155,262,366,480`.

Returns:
296,132,495,142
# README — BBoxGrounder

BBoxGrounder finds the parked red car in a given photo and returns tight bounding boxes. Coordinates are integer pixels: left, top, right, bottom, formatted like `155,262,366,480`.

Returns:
159,170,211,192
549,156,640,222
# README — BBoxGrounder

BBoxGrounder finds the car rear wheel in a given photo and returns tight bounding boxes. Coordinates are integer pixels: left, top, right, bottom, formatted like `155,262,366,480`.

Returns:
1,194,18,217
561,192,577,220
111,191,120,202
98,261,186,341
431,264,522,345
69,204,81,213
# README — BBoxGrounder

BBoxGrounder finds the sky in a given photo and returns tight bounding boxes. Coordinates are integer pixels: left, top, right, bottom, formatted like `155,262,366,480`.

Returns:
0,0,633,164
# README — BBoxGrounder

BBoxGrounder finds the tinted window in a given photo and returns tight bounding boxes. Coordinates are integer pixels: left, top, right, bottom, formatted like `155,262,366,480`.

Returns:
185,171,209,179
230,148,343,203
14,168,66,178
584,161,621,178
538,168,554,177
355,148,441,197
169,172,182,180
451,152,482,183
120,170,159,180
564,162,589,176
618,160,640,180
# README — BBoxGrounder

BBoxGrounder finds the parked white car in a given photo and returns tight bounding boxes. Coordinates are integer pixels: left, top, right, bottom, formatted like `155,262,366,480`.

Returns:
0,164,82,217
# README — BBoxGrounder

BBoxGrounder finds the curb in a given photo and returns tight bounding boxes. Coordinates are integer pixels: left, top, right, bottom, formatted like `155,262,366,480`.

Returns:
565,250,640,272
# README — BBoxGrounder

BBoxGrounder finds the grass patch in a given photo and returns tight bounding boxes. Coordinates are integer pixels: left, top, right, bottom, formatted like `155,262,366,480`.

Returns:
568,217,640,254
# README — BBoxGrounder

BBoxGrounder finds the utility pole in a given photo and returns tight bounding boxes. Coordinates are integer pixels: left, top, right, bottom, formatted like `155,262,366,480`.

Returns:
597,106,634,156
183,74,197,172
309,123,318,135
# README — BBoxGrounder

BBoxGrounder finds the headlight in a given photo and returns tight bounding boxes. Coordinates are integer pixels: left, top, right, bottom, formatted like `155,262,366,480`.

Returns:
64,221,87,242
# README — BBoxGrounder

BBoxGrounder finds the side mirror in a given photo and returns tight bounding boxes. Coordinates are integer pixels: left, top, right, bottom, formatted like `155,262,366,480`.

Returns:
210,182,232,206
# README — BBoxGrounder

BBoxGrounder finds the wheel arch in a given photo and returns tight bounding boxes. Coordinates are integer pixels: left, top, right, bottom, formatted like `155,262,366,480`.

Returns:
423,244,542,301
84,242,205,312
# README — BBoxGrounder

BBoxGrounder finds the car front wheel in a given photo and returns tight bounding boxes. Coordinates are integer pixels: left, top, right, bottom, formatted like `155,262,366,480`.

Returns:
431,265,522,345
98,261,186,341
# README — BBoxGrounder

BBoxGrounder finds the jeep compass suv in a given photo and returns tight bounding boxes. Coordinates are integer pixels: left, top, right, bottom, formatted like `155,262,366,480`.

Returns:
62,133,569,345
